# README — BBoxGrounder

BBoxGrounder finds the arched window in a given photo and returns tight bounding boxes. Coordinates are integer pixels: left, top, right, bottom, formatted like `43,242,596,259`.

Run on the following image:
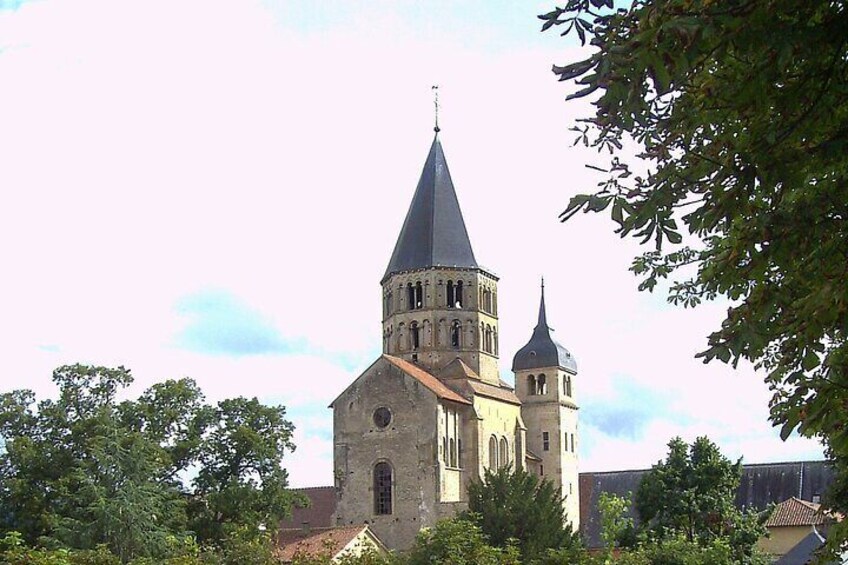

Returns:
483,289,491,313
494,330,499,356
528,375,536,396
455,281,463,308
492,291,498,315
450,320,461,348
484,325,493,353
374,462,393,515
499,437,508,468
537,374,547,395
406,283,414,311
488,435,498,469
415,281,423,309
564,375,572,397
449,438,456,467
410,322,420,350
384,291,392,317
446,280,454,308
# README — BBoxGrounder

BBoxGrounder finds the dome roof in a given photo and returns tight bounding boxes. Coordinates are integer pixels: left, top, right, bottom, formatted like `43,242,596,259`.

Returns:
512,282,577,373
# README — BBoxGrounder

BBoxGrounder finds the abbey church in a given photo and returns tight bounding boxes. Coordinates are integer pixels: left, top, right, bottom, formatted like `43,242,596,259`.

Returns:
329,131,580,550
280,131,836,562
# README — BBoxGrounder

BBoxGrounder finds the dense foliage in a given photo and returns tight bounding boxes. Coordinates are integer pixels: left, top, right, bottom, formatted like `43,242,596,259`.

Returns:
466,466,580,562
634,437,767,563
541,0,848,555
0,364,300,562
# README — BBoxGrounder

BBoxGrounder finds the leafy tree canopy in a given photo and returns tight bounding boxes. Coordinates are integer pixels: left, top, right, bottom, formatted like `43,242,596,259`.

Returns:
466,466,580,562
635,437,766,563
541,0,848,555
0,364,299,562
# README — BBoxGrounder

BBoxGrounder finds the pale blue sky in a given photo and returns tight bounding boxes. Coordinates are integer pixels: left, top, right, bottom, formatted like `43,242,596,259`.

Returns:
0,0,824,487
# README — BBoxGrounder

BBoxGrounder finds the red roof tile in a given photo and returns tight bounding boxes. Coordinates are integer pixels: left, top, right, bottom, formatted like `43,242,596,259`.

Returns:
765,497,828,527
466,380,521,405
383,355,471,405
276,525,367,563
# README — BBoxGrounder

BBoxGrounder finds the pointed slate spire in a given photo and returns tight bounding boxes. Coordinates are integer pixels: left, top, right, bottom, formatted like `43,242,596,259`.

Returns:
512,280,578,372
383,134,478,281
537,277,548,329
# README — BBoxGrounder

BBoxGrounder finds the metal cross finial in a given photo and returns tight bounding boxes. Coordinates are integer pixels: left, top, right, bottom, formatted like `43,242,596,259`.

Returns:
432,85,440,133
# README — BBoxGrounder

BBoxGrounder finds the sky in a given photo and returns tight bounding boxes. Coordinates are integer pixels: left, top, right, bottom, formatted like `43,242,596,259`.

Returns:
0,0,825,488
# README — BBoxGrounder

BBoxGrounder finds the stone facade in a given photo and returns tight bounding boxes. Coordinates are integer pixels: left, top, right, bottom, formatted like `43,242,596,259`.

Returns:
331,133,579,550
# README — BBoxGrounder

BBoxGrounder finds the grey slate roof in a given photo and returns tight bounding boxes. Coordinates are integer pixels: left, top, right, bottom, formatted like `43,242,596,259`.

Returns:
774,531,837,565
512,283,577,372
383,134,477,282
579,460,835,549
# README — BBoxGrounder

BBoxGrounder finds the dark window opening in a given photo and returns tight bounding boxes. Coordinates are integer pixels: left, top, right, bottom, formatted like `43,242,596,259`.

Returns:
374,462,392,515
449,438,456,467
537,374,547,395
373,407,392,428
446,281,454,308
528,375,536,396
415,281,423,309
410,322,420,350
571,433,575,452
458,439,462,468
455,281,463,308
488,435,497,469
499,437,508,468
543,431,550,451
450,320,461,348
407,284,414,310
564,375,572,397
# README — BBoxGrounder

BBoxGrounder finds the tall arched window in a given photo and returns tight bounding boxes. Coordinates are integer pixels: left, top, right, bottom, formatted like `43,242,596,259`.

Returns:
450,320,461,348
499,437,508,468
528,375,536,396
455,281,463,308
537,374,547,395
410,322,420,350
564,375,572,397
446,280,454,307
414,281,423,309
488,435,498,469
384,291,393,317
493,330,499,356
373,462,393,515
484,325,493,353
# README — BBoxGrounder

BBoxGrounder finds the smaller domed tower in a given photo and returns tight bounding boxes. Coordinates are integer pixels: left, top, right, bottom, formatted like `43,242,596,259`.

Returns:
514,281,579,530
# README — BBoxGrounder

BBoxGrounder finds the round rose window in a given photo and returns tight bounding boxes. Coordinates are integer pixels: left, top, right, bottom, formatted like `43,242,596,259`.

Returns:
373,407,392,428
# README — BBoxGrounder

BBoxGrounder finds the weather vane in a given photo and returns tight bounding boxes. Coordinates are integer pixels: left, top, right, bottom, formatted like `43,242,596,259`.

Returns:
432,85,440,133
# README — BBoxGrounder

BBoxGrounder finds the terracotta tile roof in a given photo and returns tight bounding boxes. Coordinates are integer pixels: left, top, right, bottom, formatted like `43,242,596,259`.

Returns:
466,380,521,405
765,497,828,527
276,525,366,563
383,355,471,405
279,486,336,529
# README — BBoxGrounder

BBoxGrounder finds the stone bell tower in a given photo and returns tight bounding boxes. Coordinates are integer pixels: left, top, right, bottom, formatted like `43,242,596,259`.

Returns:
380,133,501,384
514,281,580,530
